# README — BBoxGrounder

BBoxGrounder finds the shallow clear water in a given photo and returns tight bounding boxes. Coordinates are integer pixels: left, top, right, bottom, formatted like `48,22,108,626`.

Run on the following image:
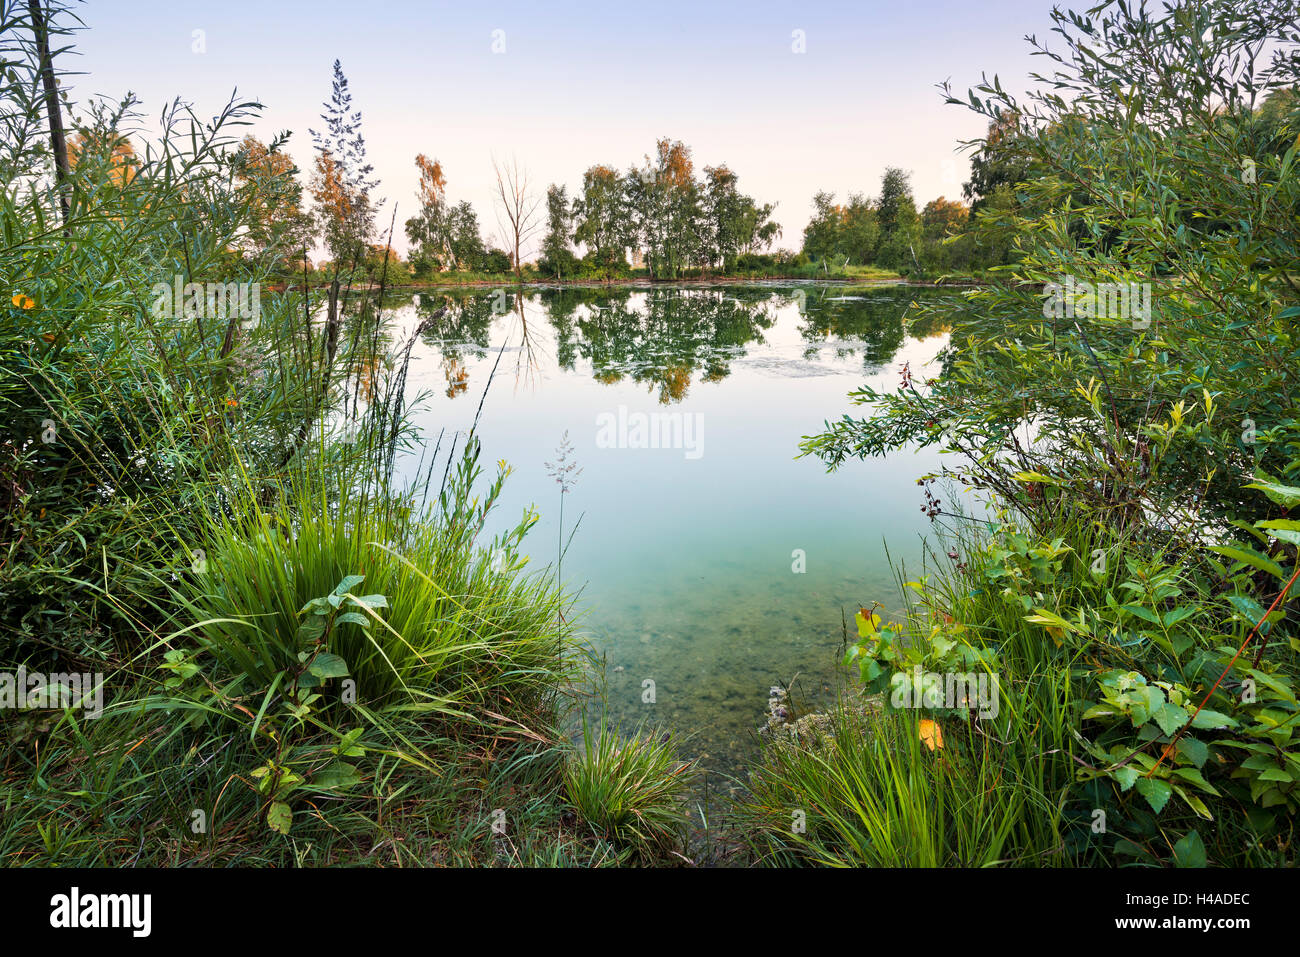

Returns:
386,282,962,787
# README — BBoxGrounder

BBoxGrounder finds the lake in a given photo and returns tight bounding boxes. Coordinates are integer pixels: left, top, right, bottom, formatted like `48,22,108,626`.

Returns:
383,282,964,788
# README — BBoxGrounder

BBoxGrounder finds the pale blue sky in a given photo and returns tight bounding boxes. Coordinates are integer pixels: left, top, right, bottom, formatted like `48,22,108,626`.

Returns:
67,0,1052,256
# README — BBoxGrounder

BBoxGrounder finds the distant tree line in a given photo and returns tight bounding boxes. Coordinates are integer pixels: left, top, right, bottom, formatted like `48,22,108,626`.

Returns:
244,59,1251,284
395,138,777,280
455,138,782,280
554,141,780,278
798,160,1013,277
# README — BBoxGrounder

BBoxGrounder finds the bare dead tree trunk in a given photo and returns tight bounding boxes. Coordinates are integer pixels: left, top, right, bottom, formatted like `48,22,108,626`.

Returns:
28,0,71,229
492,157,543,282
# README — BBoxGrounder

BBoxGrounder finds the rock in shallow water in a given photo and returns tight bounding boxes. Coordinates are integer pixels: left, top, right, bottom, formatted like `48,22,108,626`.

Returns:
758,686,882,747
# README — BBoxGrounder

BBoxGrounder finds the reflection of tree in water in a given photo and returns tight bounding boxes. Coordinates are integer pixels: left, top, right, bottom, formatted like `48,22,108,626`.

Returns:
417,289,548,395
384,284,965,403
328,296,398,417
414,291,495,399
794,286,960,371
541,287,776,404
540,286,614,373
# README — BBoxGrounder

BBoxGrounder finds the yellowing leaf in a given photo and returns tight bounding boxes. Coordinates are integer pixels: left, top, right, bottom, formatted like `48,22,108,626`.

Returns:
1026,607,1084,634
854,608,881,638
1012,470,1064,485
266,800,292,835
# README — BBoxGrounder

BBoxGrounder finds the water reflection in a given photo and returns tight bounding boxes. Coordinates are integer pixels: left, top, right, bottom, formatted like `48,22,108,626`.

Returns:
412,291,492,397
542,287,777,403
394,282,958,398
794,286,955,368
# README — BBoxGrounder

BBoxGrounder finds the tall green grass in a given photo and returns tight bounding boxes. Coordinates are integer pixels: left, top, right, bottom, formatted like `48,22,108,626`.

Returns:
735,706,1065,867
175,443,573,728
564,712,694,862
2,427,596,865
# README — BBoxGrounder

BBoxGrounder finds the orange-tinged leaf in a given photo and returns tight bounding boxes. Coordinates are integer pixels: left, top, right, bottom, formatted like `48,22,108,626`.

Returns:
919,719,944,751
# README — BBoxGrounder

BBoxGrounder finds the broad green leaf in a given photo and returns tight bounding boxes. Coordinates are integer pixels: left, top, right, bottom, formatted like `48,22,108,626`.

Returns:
267,801,292,835
1265,528,1300,547
1247,669,1296,703
296,616,326,641
1190,709,1236,730
333,575,365,596
1172,829,1206,867
1113,766,1140,791
1136,777,1172,814
1256,519,1300,532
1171,767,1218,794
1120,604,1161,625
1226,594,1269,628
1153,701,1188,736
1176,737,1208,769
309,652,350,679
1208,545,1284,580
311,762,362,791
1244,479,1300,509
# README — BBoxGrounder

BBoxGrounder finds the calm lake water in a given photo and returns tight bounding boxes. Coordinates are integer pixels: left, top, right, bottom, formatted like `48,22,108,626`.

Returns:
382,282,964,788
